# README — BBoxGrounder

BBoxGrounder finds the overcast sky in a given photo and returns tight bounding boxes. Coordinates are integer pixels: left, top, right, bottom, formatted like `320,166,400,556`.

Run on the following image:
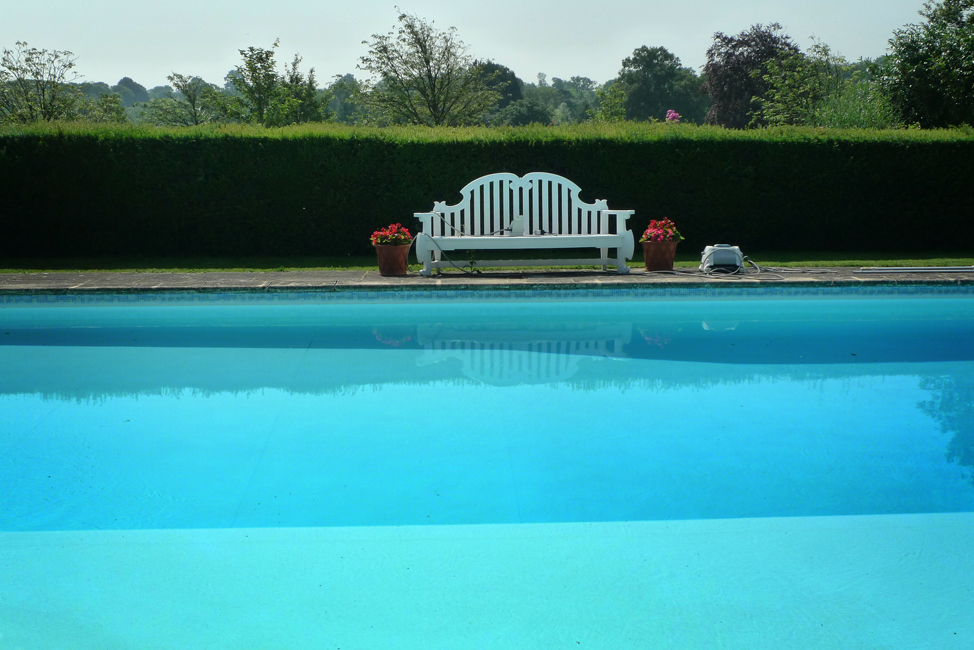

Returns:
4,0,926,90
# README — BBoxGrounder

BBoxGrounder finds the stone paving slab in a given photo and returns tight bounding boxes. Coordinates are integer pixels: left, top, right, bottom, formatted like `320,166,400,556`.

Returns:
1,267,973,293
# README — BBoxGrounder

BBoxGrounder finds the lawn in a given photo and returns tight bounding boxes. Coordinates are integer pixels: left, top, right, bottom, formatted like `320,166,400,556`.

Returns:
2,251,973,274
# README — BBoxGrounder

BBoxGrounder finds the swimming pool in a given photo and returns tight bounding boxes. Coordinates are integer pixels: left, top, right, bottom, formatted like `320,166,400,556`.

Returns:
1,286,973,648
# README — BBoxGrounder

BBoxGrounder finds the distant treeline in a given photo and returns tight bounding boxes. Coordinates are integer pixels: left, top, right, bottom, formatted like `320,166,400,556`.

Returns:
3,1,973,131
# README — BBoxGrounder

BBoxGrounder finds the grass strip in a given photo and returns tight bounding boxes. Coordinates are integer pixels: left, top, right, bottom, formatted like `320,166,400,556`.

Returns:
2,252,972,274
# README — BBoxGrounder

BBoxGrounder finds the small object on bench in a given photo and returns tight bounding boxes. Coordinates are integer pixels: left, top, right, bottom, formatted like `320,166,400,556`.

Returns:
414,172,635,276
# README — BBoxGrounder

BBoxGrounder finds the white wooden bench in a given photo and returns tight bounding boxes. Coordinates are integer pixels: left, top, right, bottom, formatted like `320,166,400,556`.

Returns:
414,172,635,275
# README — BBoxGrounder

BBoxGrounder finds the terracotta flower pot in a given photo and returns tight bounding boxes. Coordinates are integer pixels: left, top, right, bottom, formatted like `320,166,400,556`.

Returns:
642,240,679,271
374,243,411,276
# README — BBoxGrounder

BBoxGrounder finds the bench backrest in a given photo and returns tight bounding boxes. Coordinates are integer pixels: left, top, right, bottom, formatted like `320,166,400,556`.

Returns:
427,172,610,237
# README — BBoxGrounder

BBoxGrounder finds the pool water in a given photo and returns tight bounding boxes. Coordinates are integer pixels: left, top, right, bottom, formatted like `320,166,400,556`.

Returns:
1,288,973,649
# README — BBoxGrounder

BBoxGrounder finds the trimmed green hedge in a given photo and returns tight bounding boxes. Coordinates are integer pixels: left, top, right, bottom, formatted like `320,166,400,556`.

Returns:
2,122,972,258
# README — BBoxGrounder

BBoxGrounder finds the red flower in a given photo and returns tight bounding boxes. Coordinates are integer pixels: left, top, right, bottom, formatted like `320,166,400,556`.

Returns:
371,223,413,245
640,218,684,243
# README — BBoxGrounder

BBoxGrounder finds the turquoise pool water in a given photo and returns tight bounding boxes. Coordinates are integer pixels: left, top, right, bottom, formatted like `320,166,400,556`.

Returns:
1,287,973,649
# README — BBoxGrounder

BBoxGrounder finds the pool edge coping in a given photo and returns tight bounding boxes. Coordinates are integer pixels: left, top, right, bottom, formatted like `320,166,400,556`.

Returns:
3,277,974,296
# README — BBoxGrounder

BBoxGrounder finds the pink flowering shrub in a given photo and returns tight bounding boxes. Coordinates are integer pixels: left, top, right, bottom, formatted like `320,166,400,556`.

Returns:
639,218,684,243
370,223,413,245
665,109,681,124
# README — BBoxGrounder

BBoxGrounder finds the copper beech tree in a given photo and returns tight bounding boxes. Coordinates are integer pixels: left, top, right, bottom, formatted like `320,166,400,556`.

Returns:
702,23,800,128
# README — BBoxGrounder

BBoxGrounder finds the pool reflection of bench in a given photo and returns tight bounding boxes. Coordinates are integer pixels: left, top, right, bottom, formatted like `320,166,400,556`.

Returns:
416,322,632,386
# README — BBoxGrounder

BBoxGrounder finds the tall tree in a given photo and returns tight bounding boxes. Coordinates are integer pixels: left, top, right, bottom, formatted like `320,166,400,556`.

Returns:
81,81,113,99
519,74,598,124
141,74,224,126
113,77,148,106
147,85,173,100
752,41,843,126
273,54,330,125
472,60,523,109
551,76,599,123
328,73,370,123
358,12,500,126
76,92,126,123
702,23,800,128
0,41,81,123
521,73,560,111
228,41,329,126
753,41,899,128
617,46,710,123
490,99,552,126
112,85,135,107
232,41,281,124
588,81,627,123
881,0,974,127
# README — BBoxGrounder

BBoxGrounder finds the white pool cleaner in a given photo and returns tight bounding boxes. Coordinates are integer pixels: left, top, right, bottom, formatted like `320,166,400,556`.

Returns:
700,244,745,273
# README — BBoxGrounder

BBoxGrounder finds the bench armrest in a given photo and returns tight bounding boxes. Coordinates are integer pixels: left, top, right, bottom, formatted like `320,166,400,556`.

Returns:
602,210,635,265
602,209,634,223
414,212,438,234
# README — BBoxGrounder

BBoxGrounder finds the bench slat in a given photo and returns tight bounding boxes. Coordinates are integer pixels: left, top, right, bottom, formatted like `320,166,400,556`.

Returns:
491,179,500,235
560,181,568,235
472,186,480,236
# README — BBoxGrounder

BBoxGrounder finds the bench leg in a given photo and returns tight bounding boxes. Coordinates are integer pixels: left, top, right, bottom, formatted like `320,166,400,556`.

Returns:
416,234,434,276
601,247,608,271
617,229,635,273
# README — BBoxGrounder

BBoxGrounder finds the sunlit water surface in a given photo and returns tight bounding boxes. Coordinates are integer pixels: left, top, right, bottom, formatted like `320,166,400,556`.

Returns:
2,290,973,649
